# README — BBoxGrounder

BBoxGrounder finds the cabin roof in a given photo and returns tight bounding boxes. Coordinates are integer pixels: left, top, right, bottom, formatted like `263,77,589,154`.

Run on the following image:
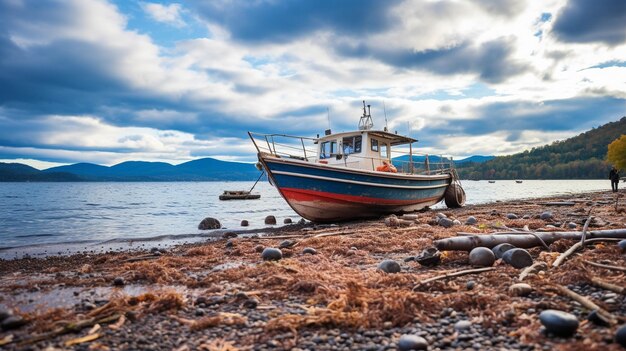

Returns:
318,129,417,145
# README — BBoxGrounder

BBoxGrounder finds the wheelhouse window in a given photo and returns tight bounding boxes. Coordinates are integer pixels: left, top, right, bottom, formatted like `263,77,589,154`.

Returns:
371,138,379,152
320,141,337,159
342,136,362,155
381,142,389,159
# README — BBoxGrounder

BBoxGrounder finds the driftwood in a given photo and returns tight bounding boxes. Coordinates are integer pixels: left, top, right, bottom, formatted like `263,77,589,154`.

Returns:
435,229,626,251
518,261,548,281
552,238,623,268
552,284,617,325
583,260,626,272
413,267,495,289
313,230,357,238
590,277,625,294
16,314,121,347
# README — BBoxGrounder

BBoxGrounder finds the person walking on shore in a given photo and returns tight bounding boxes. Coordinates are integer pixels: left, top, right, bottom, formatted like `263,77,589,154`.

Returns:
609,166,620,192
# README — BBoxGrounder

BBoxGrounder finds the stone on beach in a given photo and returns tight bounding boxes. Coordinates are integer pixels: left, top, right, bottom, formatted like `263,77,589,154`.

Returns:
539,310,579,337
567,222,577,229
377,259,401,273
198,217,221,230
1,315,27,331
465,216,478,225
261,247,282,261
113,277,125,286
240,220,249,227
254,245,264,253
279,240,296,249
509,283,533,297
618,239,626,253
302,247,317,255
454,320,472,331
502,248,533,268
0,307,12,322
616,324,626,347
437,217,454,228
397,334,428,350
264,215,277,225
468,247,495,267
283,218,292,224
540,211,553,220
506,213,518,219
415,247,441,266
492,243,516,259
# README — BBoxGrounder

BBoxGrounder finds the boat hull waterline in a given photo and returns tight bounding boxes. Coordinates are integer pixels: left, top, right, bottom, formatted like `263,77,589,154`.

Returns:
259,155,452,222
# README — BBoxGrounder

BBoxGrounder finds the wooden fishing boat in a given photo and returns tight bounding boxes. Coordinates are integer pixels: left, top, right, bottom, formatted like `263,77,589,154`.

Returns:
488,180,496,183
219,190,260,200
516,180,523,183
248,102,465,222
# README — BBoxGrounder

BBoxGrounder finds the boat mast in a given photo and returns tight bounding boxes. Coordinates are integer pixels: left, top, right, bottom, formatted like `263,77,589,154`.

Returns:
358,100,373,131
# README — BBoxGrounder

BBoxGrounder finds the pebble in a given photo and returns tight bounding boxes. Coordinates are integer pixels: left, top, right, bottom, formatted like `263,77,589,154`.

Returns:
540,211,553,220
618,240,626,253
502,248,533,268
616,324,626,347
469,247,495,267
1,315,27,330
465,216,478,225
506,213,518,219
264,215,277,225
587,310,610,327
436,213,447,219
453,219,462,226
113,277,125,286
240,220,249,227
509,283,533,297
223,232,237,239
415,247,441,266
302,247,317,255
466,280,476,290
284,218,292,224
243,298,259,309
279,240,295,249
225,240,234,248
377,259,401,273
261,247,283,261
254,245,264,253
454,320,472,331
539,310,579,337
198,217,221,230
438,218,454,228
492,243,516,259
567,222,577,229
397,334,428,350
522,214,530,219
298,218,306,225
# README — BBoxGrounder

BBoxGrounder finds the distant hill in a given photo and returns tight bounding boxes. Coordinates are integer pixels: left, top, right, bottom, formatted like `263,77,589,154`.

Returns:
0,157,261,182
458,116,626,180
0,163,81,181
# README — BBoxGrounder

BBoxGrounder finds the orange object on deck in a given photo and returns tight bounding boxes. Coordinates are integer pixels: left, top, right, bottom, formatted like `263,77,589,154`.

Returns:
376,160,397,173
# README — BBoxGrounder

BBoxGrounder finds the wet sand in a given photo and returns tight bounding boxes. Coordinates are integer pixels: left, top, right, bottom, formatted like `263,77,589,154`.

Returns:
0,190,625,350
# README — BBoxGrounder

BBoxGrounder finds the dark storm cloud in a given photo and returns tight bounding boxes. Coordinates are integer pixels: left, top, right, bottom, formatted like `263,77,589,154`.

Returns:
414,96,626,147
190,0,401,43
336,38,529,83
552,0,626,45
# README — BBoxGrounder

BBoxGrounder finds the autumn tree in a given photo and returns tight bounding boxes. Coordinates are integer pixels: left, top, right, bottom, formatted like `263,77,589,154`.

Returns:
607,135,626,170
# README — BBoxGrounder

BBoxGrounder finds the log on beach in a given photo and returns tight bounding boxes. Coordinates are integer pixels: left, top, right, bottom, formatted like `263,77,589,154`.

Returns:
434,229,626,251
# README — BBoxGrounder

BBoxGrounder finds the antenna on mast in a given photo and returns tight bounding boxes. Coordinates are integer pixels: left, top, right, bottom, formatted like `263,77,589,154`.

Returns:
358,100,374,130
383,101,389,132
325,107,332,135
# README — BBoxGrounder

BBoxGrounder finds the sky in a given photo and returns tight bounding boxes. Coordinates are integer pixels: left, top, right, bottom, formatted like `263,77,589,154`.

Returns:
0,0,625,169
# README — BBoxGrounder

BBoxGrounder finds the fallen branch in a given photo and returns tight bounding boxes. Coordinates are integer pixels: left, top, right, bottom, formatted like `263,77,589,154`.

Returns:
435,229,626,251
540,202,576,206
413,267,495,290
583,260,626,272
552,284,617,325
579,214,593,249
518,261,548,281
590,277,625,294
123,254,161,263
16,314,121,347
313,230,357,238
552,238,622,268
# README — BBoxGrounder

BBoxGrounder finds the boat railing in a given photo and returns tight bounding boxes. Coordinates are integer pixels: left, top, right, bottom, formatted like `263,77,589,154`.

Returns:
248,131,455,175
248,132,318,161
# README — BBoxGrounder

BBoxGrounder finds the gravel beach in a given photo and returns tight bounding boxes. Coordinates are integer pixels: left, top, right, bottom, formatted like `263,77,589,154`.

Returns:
1,190,625,350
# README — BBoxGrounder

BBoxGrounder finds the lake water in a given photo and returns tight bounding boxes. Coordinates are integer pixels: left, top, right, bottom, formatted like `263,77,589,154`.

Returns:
0,179,611,258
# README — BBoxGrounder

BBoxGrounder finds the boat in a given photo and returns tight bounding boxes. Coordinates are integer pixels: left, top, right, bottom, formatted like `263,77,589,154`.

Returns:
219,190,261,200
515,180,523,183
488,180,496,183
248,101,465,222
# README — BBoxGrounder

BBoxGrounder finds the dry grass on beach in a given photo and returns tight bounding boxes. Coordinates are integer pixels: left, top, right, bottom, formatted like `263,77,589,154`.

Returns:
0,191,625,350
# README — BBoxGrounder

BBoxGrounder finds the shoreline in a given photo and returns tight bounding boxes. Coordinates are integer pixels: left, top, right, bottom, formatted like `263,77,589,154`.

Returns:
0,190,625,350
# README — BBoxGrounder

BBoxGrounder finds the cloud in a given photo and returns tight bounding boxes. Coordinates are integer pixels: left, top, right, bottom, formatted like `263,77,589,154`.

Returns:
190,0,401,43
552,0,626,45
335,38,530,83
140,2,186,28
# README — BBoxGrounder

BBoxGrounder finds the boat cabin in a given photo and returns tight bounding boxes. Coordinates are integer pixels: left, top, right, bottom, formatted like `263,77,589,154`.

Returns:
315,102,417,172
